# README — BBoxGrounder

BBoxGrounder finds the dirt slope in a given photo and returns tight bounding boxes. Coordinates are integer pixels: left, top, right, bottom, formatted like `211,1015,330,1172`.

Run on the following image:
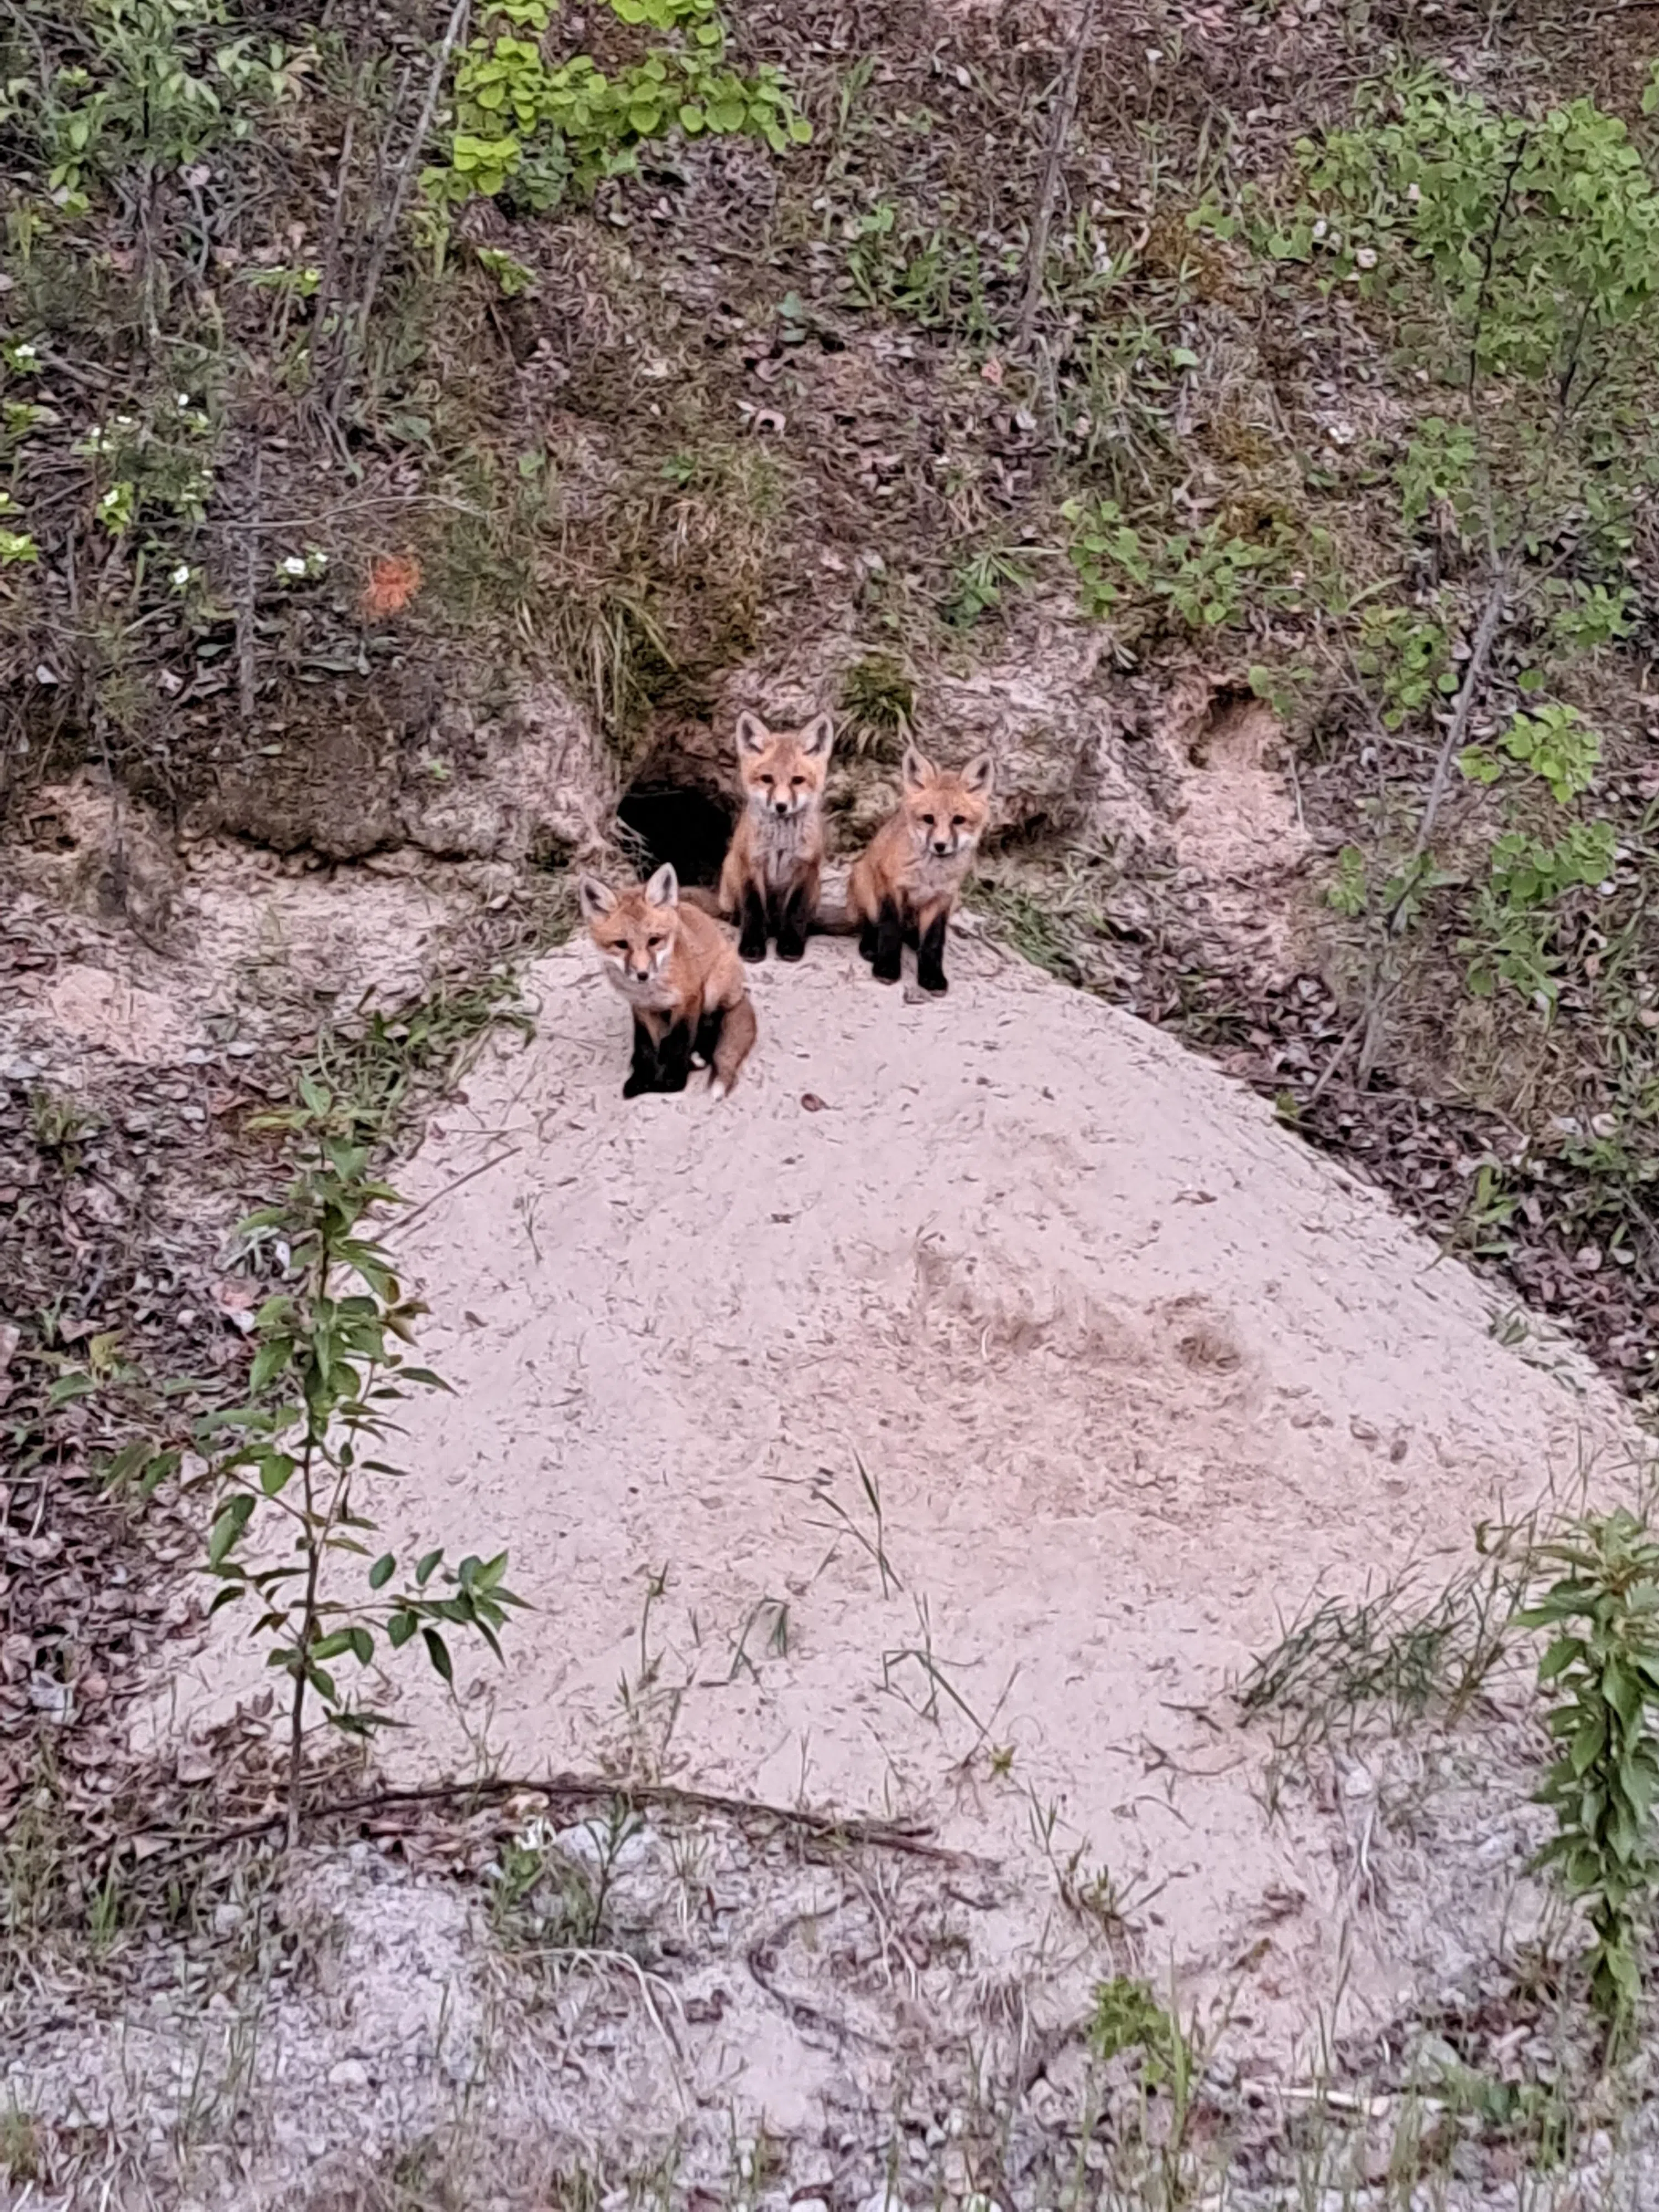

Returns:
158,922,1641,2063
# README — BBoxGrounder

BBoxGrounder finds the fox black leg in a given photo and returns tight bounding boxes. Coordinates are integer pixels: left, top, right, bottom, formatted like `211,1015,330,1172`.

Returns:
916,909,950,995
738,884,769,964
693,1005,726,1070
858,920,877,962
624,1018,660,1099
654,1019,693,1093
775,881,811,963
872,897,904,984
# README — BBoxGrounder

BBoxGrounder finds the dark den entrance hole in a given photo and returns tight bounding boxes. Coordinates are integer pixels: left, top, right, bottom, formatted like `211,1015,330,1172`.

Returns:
615,779,735,890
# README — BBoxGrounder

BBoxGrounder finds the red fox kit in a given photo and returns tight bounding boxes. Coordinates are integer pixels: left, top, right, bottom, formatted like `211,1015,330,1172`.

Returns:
846,745,995,994
718,709,833,962
580,862,757,1099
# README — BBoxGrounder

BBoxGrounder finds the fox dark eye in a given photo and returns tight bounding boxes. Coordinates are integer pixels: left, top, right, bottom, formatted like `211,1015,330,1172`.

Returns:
921,812,936,827
760,773,774,785
952,813,966,827
646,935,665,948
791,775,805,786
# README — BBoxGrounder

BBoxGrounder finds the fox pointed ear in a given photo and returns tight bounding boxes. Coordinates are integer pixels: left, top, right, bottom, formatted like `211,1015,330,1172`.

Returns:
578,875,617,921
901,743,937,791
735,711,770,757
962,751,996,797
645,861,680,909
799,712,834,759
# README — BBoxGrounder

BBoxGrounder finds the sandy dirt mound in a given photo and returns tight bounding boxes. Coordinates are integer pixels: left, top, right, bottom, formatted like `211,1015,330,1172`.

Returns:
164,930,1635,2053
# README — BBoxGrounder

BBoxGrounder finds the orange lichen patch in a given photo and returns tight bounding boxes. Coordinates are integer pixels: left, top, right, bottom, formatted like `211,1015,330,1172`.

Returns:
358,553,422,620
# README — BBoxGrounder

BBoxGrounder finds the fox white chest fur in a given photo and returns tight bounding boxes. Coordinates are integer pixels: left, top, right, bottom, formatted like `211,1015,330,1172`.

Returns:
752,802,811,879
602,963,680,1015
905,847,971,901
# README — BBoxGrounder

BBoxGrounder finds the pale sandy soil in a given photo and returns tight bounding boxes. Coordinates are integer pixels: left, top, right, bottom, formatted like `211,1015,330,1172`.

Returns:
159,921,1637,2061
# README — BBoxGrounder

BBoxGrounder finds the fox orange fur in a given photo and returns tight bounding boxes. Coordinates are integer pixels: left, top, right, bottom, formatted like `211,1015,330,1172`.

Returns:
580,862,757,1099
846,744,995,995
717,709,834,962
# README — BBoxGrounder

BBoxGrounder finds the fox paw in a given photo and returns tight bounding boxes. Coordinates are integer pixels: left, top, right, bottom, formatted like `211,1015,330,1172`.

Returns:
916,969,948,996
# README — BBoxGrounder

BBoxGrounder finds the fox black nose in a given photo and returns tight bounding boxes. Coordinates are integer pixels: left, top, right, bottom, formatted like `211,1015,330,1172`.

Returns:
774,800,790,816
932,838,952,855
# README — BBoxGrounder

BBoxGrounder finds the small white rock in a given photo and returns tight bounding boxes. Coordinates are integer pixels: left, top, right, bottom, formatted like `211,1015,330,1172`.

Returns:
327,2058,368,2091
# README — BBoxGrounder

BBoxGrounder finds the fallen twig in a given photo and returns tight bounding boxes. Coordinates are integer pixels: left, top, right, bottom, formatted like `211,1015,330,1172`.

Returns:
135,1771,995,1872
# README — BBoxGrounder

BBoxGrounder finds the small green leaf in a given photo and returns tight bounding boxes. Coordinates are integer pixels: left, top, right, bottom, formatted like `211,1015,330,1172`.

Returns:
368,1552,396,1590
208,1494,254,1568
422,1626,454,1685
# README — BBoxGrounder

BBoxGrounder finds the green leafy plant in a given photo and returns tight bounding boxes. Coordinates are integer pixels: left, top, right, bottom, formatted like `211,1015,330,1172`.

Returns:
1397,417,1479,533
0,0,311,198
1454,703,1615,1006
474,244,536,296
1485,820,1617,910
1233,69,1659,1054
943,544,1031,629
1461,823,1616,1007
1462,704,1601,807
1327,843,1369,918
1355,604,1456,728
429,0,809,208
1295,72,1659,385
1545,580,1639,656
1519,1507,1659,2031
1088,1975,1185,2086
1063,497,1316,635
196,1078,525,1846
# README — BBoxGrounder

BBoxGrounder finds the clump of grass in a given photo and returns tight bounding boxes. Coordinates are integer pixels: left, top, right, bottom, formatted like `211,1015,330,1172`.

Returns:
839,653,914,758
973,881,1091,985
306,974,532,1145
28,1086,99,1159
1239,1554,1520,1755
488,1801,642,1955
0,2104,39,2183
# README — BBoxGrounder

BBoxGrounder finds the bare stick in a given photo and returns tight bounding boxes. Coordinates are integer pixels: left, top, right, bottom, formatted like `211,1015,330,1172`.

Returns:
236,446,264,725
1389,562,1509,922
333,0,470,410
1015,0,1097,358
308,100,358,392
